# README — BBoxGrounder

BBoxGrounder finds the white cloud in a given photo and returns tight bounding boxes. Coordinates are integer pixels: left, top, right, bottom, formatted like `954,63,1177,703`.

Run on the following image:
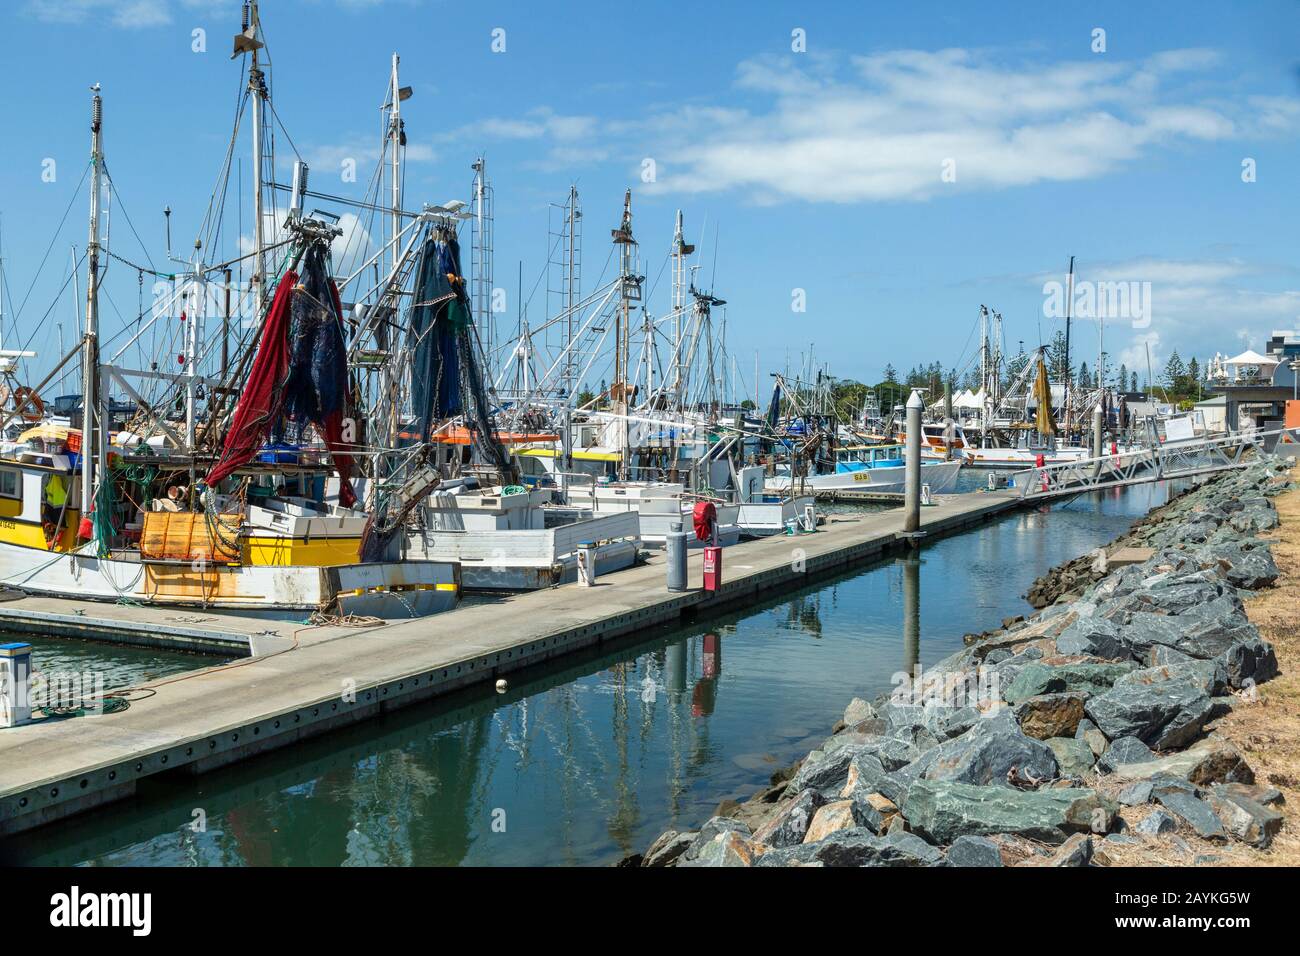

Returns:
23,0,411,28
641,48,1261,203
306,135,436,177
24,0,173,28
446,46,1294,206
447,107,599,145
1034,256,1300,377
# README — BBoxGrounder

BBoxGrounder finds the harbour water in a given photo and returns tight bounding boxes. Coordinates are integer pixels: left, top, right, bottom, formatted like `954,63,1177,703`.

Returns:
3,482,1170,866
10,632,231,693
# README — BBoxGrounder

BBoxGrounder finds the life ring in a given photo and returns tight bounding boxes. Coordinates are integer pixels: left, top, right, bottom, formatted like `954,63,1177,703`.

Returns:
10,387,44,422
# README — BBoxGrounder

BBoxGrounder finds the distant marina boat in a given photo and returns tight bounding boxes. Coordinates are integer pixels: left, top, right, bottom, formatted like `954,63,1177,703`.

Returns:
765,444,963,494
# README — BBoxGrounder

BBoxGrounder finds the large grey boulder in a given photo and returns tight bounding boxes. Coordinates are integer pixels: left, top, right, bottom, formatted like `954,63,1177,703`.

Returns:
1118,781,1155,806
1084,680,1213,750
1045,736,1096,778
842,750,911,807
642,829,696,867
1003,662,1136,704
678,828,768,867
902,711,1058,788
789,745,858,794
1156,790,1226,840
1055,617,1135,661
1194,541,1280,590
1075,717,1109,756
682,817,753,863
946,835,1004,867
1134,809,1177,837
1114,659,1229,698
751,789,828,848
922,705,981,742
1111,612,1188,655
1106,737,1255,786
1221,637,1279,688
1014,692,1088,739
902,779,1112,844
1096,736,1155,774
1206,788,1283,848
858,735,922,772
753,828,945,867
843,697,878,726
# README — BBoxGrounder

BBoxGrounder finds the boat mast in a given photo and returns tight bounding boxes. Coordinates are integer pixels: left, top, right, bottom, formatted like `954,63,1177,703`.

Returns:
378,52,405,480
611,190,637,479
1062,254,1074,437
81,85,105,523
389,53,402,277
565,183,579,401
670,210,693,411
244,1,268,317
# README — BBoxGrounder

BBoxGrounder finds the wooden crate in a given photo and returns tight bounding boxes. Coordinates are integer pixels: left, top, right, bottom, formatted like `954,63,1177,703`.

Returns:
140,511,241,563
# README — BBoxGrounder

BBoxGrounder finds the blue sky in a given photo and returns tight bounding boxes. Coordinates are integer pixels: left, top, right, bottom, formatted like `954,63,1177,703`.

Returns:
2,0,1299,397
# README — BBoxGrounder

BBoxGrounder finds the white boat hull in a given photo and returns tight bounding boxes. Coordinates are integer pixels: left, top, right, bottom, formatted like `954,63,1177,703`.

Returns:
0,540,459,618
406,510,641,590
766,459,963,494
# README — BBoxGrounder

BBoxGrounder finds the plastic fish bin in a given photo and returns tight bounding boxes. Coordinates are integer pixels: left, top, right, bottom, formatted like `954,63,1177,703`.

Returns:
256,443,300,464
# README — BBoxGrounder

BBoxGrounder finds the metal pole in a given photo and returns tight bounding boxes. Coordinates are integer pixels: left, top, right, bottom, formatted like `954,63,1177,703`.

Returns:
902,555,920,679
566,184,577,399
904,388,923,533
249,25,266,316
81,86,104,523
221,267,232,378
1063,255,1075,437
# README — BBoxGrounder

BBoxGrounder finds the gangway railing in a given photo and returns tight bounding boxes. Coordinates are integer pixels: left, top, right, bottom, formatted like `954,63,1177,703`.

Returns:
1011,427,1297,500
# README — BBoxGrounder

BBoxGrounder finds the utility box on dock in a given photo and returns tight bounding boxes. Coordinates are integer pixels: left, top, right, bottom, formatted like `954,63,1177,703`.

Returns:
0,642,33,728
576,542,598,587
702,545,723,593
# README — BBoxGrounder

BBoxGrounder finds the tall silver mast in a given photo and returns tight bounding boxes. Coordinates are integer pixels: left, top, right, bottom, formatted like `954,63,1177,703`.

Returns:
669,210,693,410
236,1,269,316
471,157,495,382
81,85,104,523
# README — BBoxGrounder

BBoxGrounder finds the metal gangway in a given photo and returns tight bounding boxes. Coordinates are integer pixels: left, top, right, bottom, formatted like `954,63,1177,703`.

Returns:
1011,427,1298,501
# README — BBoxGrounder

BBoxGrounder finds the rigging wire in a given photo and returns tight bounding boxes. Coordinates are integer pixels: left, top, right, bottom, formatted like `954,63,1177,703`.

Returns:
11,161,91,323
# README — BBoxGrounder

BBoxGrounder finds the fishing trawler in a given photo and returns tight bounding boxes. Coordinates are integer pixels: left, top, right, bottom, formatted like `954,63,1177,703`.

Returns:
0,5,461,618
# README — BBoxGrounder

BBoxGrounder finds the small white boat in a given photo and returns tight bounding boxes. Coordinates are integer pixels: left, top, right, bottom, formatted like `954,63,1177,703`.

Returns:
765,444,963,494
406,482,640,590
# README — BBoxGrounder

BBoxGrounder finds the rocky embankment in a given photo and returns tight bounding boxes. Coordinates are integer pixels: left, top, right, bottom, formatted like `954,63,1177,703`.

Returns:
631,456,1295,867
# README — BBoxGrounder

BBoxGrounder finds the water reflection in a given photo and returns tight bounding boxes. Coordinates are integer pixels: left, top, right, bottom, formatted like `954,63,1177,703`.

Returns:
2,483,1173,867
901,555,921,679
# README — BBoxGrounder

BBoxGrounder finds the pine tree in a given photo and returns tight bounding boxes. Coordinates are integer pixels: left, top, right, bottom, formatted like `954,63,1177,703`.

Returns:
1164,350,1185,388
1118,363,1129,392
1047,330,1073,385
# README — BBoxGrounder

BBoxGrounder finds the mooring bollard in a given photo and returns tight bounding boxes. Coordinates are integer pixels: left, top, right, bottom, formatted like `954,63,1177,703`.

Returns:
1093,405,1104,459
576,542,597,587
666,521,688,592
0,642,33,728
904,389,923,533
